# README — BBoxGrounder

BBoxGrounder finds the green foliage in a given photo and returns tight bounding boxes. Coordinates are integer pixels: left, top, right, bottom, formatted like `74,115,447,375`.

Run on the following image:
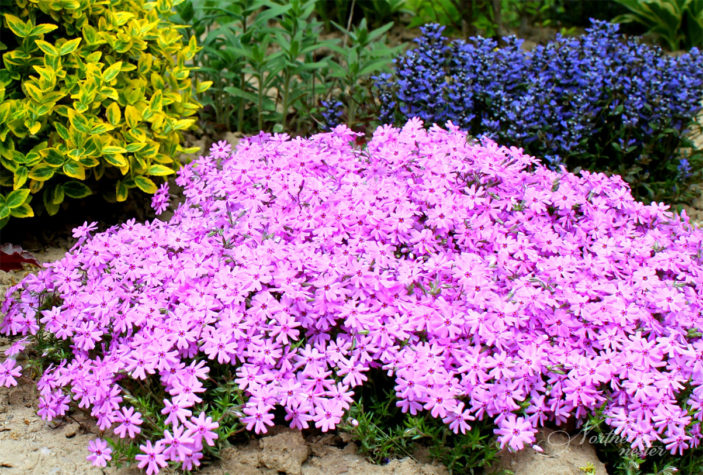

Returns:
174,0,333,134
324,18,403,130
403,0,474,36
614,0,703,50
339,370,500,474
403,0,538,38
0,0,204,228
314,0,408,30
172,0,401,136
533,0,628,31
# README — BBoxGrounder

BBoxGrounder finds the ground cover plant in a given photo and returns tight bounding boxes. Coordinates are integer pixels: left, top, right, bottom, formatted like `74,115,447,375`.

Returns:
0,0,205,228
2,120,703,473
375,20,703,206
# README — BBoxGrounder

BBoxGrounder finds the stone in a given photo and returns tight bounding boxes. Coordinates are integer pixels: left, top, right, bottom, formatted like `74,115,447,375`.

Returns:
260,429,310,475
63,422,80,438
223,131,244,150
216,442,271,474
490,428,609,475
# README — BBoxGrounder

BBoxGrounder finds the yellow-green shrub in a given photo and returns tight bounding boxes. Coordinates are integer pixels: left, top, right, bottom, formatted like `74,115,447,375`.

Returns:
0,0,208,227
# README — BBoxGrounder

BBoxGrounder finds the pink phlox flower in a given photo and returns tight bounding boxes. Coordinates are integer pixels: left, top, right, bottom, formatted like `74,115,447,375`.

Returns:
3,336,29,357
185,412,219,449
114,406,143,439
180,450,204,471
0,358,22,387
171,378,205,407
201,328,236,364
663,427,692,456
326,382,354,407
495,414,537,452
269,312,301,345
86,438,112,468
161,398,193,426
210,140,232,158
250,338,283,366
423,383,459,419
313,397,345,432
285,399,315,430
126,350,158,380
72,221,98,240
241,399,275,434
622,371,659,403
163,425,195,462
442,402,474,434
136,440,168,475
37,390,70,421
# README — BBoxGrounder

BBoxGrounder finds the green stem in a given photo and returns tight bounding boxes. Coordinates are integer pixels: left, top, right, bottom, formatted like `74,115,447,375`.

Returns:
239,14,248,132
281,73,291,130
237,97,244,132
257,71,264,131
343,0,356,49
348,97,356,129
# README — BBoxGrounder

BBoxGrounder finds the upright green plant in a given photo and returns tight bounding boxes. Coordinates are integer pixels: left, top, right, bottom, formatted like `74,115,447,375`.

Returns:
172,0,256,132
403,0,510,37
174,0,398,136
325,19,402,129
173,0,335,135
0,0,205,228
268,0,332,131
613,0,703,50
314,0,408,30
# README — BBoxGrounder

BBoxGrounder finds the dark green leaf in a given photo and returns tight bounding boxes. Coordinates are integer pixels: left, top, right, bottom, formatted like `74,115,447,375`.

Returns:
63,180,92,199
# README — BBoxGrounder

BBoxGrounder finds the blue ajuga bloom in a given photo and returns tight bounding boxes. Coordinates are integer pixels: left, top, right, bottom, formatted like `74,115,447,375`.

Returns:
320,100,345,130
678,158,692,179
375,20,703,203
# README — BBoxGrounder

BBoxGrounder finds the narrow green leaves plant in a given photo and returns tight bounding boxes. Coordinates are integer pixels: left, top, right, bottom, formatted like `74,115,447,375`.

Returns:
172,0,402,136
325,18,402,129
614,0,703,50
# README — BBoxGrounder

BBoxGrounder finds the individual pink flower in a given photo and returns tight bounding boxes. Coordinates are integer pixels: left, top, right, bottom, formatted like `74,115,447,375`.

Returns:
209,139,232,158
161,398,193,426
495,414,537,452
136,440,167,475
313,398,345,432
241,400,275,434
0,359,22,387
185,412,219,449
86,438,112,468
113,406,143,439
72,221,98,240
163,425,195,462
151,183,170,215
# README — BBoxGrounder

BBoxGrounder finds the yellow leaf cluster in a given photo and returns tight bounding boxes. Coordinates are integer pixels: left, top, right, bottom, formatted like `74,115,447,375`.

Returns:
0,0,202,227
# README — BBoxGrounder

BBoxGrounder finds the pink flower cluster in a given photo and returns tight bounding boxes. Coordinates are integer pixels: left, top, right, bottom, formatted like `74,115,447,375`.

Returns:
2,119,703,472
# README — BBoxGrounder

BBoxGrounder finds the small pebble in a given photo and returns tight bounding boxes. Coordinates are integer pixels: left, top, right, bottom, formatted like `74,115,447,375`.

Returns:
63,422,79,438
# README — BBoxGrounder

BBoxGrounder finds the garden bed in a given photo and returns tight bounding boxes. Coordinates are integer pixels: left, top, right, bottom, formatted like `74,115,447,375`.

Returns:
3,4,703,472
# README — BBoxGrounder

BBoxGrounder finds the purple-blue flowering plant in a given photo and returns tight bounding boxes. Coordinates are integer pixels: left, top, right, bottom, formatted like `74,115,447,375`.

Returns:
376,20,703,205
2,120,703,473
